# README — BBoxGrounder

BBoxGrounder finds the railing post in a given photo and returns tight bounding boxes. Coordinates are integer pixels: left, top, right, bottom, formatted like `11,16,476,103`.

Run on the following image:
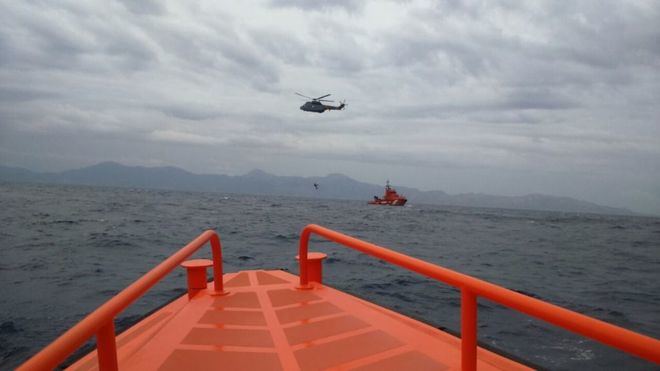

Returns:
461,289,477,371
297,229,311,289
209,233,227,295
96,321,118,371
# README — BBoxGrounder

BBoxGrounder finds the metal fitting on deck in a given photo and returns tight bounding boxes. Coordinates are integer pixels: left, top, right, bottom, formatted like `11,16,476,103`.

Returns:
181,259,213,298
296,252,328,285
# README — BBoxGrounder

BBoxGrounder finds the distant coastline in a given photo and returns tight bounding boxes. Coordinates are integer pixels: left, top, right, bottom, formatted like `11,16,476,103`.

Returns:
0,162,634,216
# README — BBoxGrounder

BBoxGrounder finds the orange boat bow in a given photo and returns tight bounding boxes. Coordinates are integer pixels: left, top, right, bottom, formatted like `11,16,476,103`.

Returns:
17,225,660,371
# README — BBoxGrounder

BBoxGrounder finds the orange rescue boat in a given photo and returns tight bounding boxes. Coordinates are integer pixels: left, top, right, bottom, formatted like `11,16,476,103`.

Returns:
369,181,407,206
18,225,660,370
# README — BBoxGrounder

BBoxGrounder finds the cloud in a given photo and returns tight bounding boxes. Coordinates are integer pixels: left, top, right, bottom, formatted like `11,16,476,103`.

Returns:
503,89,578,110
268,0,364,13
0,0,659,213
148,130,219,145
115,0,166,15
0,2,160,73
0,86,58,103
151,103,225,121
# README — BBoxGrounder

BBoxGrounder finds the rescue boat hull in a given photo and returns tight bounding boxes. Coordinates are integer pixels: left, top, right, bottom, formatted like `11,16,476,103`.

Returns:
368,198,407,206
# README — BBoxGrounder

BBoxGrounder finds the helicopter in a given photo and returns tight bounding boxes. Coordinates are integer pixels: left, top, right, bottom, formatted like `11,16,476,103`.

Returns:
296,93,346,113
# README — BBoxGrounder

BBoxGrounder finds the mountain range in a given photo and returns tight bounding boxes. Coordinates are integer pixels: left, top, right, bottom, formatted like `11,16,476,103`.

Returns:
0,162,633,215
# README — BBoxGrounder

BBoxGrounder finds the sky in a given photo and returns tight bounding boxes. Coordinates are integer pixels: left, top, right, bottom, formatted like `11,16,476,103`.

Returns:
0,1,659,214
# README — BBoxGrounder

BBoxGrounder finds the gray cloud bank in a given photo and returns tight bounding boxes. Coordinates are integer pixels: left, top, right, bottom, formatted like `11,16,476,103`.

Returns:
1,0,659,214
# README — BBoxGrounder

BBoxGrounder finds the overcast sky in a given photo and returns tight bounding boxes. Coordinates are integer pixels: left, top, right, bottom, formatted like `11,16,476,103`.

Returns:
1,1,659,213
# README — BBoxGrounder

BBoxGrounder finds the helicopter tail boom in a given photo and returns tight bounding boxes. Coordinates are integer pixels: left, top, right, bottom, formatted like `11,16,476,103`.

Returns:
324,100,346,110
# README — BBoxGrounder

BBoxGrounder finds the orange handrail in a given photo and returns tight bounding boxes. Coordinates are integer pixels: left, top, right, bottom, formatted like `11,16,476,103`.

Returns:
18,230,225,371
297,224,660,370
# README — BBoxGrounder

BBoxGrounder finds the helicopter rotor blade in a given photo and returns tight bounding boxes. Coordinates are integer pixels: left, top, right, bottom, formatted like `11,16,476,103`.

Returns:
315,94,331,100
295,92,313,99
318,99,334,102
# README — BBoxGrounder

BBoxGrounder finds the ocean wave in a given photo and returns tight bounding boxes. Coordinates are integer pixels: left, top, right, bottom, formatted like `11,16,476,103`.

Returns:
274,233,297,240
324,257,341,264
0,321,19,335
50,220,78,225
392,277,426,286
361,282,392,290
2,183,658,371
372,291,415,303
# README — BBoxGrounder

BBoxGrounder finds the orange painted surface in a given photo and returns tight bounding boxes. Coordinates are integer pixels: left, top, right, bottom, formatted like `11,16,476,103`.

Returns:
18,227,660,371
65,270,531,371
368,181,407,206
298,224,660,368
18,230,226,371
181,258,214,296
295,252,327,284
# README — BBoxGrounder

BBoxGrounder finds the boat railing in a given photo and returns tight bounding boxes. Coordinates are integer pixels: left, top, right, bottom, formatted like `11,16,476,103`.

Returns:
297,224,660,371
18,230,226,371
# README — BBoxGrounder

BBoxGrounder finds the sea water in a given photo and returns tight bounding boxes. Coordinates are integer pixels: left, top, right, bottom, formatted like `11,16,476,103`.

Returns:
1,182,658,370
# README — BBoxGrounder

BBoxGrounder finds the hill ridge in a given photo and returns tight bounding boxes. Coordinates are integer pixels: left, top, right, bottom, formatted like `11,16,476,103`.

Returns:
0,163,633,215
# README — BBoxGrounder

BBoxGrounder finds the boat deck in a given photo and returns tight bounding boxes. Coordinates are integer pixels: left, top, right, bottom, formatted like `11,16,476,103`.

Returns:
68,270,530,371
